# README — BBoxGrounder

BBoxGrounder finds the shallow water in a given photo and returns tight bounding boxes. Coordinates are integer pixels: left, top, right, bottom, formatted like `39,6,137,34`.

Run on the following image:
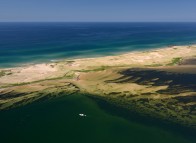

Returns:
0,94,195,143
1,22,196,67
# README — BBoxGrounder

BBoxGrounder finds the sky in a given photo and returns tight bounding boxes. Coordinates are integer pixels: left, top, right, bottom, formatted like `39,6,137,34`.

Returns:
0,0,196,22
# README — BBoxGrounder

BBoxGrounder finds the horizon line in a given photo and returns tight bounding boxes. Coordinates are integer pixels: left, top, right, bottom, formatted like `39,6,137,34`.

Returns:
0,21,196,23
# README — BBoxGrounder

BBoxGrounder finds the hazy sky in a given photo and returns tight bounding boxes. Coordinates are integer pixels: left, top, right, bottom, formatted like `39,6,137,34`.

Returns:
0,0,196,22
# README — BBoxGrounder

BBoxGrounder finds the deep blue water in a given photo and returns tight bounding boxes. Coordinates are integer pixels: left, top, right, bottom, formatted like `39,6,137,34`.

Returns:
0,22,196,67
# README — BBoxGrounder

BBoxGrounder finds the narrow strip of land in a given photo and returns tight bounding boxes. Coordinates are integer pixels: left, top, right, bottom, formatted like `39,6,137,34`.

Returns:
0,45,196,129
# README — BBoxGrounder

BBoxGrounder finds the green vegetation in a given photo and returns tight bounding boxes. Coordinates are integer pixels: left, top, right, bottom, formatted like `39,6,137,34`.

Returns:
167,57,182,66
0,70,76,89
0,71,6,77
2,75,67,88
0,70,12,77
146,64,163,67
76,66,109,72
66,60,75,64
63,71,75,78
172,57,182,64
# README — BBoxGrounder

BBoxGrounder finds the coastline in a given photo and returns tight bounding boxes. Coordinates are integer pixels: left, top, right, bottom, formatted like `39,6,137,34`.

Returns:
0,44,195,70
0,44,196,129
1,44,195,85
0,43,193,69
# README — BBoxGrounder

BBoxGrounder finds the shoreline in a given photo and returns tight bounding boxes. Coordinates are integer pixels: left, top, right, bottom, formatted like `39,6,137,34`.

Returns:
0,44,195,90
0,44,196,129
1,43,195,69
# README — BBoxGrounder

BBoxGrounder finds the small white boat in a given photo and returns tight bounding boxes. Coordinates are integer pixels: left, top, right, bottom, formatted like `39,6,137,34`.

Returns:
79,113,87,117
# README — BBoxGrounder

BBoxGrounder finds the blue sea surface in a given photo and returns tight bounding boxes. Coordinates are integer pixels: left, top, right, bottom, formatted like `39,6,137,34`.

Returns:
0,22,196,67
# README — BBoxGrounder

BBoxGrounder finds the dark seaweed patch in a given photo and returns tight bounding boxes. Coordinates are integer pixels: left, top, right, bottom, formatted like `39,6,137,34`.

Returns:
189,105,196,114
174,95,196,104
106,69,196,94
0,92,29,100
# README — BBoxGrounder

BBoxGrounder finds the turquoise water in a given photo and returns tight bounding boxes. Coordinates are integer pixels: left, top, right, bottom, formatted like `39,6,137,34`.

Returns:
1,22,196,67
0,94,195,143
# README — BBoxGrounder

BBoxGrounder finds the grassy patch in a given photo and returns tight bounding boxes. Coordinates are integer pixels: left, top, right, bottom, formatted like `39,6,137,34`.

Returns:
0,70,13,77
76,66,109,72
2,75,67,88
0,71,6,77
1,70,77,88
146,64,163,67
167,57,182,66
66,60,75,64
63,71,75,79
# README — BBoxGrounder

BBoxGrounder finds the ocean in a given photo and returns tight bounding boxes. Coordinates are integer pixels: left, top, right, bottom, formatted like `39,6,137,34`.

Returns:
0,22,196,67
